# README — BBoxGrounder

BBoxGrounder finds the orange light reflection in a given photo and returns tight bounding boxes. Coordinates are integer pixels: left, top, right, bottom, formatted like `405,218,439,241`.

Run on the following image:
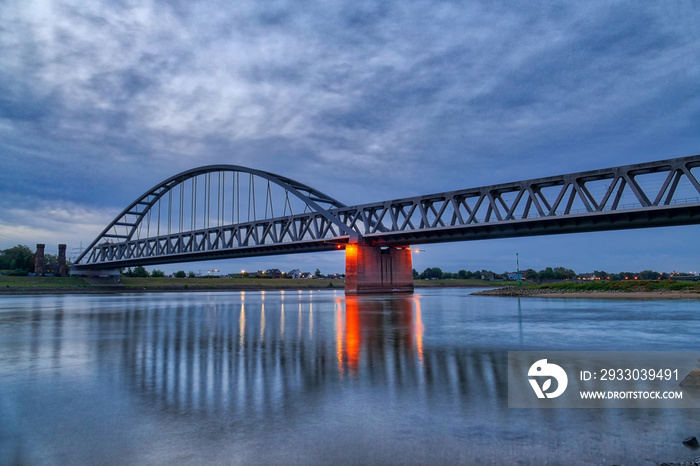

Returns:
345,297,361,373
335,299,344,379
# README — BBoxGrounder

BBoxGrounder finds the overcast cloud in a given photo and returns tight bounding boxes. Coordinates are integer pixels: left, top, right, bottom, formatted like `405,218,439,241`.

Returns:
1,1,699,275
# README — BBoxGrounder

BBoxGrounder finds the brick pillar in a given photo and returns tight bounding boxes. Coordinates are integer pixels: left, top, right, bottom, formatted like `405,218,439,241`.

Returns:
345,243,414,295
35,244,45,276
58,244,67,276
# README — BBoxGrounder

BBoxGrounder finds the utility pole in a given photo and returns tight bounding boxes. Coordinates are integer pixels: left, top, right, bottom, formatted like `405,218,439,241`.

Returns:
516,252,521,288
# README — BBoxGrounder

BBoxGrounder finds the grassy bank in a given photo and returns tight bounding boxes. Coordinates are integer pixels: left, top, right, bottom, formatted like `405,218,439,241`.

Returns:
0,275,507,293
473,280,700,298
0,276,92,289
414,278,514,288
534,280,700,293
120,277,343,290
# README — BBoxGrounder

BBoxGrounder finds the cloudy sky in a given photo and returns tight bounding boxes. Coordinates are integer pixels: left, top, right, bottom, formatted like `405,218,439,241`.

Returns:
1,1,699,275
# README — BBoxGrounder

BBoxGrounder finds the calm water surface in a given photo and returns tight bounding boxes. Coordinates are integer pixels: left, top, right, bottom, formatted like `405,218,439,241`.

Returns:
1,288,699,465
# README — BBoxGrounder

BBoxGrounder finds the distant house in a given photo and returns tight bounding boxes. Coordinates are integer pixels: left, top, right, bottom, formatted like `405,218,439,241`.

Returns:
264,268,283,278
671,273,699,282
506,272,522,281
481,272,495,281
300,272,314,279
287,269,302,279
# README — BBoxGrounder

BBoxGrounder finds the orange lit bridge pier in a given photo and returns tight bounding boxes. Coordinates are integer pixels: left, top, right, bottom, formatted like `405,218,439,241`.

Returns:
344,243,414,295
72,155,700,294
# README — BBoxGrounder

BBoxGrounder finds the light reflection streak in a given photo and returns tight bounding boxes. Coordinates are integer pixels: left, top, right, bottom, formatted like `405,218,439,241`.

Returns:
260,302,265,342
413,296,424,366
280,301,285,340
239,295,245,349
280,290,286,340
260,291,265,342
335,299,344,380
297,298,302,339
309,300,313,339
344,297,361,374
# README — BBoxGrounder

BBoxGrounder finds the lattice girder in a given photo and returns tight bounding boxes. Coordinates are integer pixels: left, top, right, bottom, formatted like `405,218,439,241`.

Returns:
73,155,700,269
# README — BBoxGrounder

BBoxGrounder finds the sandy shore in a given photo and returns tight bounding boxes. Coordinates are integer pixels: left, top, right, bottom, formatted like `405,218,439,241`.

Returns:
472,286,700,299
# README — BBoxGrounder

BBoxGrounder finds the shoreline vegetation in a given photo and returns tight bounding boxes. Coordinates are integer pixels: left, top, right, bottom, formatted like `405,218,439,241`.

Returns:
473,281,700,299
0,276,699,298
0,276,514,294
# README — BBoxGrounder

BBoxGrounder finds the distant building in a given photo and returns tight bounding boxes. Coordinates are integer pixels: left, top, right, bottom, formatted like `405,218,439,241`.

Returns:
287,269,302,279
506,272,522,281
264,268,283,278
671,273,699,282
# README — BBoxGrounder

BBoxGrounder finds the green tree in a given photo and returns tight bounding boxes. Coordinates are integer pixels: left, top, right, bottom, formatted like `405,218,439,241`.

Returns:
314,268,324,278
639,270,659,280
188,271,196,278
412,269,419,279
421,267,443,279
151,269,165,278
0,245,34,273
457,269,468,279
132,266,149,277
524,269,539,280
174,270,187,278
552,267,576,280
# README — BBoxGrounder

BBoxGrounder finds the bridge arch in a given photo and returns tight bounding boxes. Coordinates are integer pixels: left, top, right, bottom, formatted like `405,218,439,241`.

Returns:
74,165,359,268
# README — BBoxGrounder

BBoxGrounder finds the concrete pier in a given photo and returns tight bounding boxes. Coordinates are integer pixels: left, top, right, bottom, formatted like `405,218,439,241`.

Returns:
345,243,414,295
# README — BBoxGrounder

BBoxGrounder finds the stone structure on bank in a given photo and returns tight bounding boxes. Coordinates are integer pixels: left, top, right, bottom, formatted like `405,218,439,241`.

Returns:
34,243,45,276
34,243,68,276
58,244,67,276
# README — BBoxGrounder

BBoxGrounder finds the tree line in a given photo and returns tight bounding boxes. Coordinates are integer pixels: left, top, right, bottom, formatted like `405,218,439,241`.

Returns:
413,266,674,281
0,244,689,282
0,245,35,274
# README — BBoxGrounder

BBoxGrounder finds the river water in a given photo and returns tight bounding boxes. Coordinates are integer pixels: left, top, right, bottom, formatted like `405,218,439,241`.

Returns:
1,288,699,465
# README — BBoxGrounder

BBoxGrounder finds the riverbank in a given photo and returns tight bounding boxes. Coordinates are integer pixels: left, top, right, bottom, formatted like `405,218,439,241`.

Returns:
473,285,700,299
0,276,509,295
3,276,699,298
0,276,344,294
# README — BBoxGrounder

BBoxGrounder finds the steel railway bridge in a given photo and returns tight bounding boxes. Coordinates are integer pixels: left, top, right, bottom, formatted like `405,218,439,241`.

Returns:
72,154,700,294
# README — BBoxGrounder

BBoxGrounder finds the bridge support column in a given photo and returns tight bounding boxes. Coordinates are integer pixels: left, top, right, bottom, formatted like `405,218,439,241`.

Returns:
345,244,414,295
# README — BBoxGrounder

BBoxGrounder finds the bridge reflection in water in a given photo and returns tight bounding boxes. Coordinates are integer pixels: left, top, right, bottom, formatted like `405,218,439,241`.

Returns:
4,292,700,464
111,292,507,418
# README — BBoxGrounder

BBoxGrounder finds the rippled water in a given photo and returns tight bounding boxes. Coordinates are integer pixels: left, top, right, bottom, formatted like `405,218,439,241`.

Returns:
1,289,699,465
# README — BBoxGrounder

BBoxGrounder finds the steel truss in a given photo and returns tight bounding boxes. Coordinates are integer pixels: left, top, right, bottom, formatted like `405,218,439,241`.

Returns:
75,165,355,268
338,154,700,246
74,155,700,269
